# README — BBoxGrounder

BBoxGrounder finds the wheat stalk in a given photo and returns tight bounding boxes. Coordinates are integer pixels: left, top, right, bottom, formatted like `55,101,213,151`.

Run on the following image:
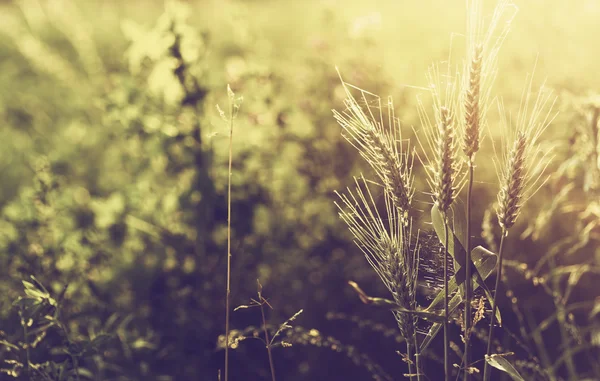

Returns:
461,3,517,377
484,75,557,381
335,176,420,379
461,44,482,380
413,61,463,381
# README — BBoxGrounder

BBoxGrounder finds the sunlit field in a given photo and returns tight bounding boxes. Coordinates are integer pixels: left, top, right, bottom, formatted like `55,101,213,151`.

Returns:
0,0,599,380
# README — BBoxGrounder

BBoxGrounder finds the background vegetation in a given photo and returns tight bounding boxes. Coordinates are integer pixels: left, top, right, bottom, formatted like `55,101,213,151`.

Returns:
0,0,598,380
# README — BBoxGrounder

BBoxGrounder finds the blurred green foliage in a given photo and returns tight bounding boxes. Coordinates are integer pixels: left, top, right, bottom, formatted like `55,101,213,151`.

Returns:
0,0,598,380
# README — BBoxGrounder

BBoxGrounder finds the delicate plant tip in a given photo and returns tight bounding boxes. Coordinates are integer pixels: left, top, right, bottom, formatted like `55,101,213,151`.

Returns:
227,84,234,100
216,104,227,121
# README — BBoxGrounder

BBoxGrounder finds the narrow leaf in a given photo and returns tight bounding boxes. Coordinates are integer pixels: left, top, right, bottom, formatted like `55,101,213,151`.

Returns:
485,354,525,381
348,281,445,322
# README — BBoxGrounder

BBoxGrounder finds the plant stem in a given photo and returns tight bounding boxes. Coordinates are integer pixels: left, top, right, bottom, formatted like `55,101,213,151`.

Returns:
21,311,30,378
72,354,81,381
444,219,450,381
525,308,557,381
549,256,577,380
407,342,415,381
484,230,507,381
224,94,234,381
260,301,277,381
414,334,422,381
463,162,474,380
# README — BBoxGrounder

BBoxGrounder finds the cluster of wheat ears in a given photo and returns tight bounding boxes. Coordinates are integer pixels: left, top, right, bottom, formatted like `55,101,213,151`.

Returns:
332,1,556,380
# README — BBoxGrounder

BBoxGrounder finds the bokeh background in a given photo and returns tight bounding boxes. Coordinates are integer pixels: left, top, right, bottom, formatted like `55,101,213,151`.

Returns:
0,0,599,380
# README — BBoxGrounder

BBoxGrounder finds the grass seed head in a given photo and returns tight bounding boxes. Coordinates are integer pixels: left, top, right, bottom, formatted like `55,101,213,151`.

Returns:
332,77,414,215
497,132,527,230
463,44,483,159
434,106,458,214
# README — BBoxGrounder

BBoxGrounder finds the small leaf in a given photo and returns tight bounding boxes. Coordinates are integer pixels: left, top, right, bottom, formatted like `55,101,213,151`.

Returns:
348,281,445,322
233,304,254,311
0,340,20,351
485,354,524,381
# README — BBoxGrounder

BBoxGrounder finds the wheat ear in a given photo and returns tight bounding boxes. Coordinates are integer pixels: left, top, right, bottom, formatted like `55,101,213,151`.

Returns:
333,78,414,215
434,106,458,214
463,44,483,160
497,132,527,230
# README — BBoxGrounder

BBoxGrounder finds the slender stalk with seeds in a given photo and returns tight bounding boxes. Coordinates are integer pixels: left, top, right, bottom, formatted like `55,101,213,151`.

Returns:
414,61,463,380
435,105,458,381
217,86,242,381
484,78,556,381
461,43,483,381
257,282,277,381
461,1,518,374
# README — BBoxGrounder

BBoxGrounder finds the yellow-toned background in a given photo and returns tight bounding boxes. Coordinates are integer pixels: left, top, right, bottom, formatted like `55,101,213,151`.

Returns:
0,1,598,380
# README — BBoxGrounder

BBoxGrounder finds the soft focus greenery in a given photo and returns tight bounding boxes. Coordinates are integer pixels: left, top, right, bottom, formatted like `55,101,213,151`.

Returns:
0,0,598,380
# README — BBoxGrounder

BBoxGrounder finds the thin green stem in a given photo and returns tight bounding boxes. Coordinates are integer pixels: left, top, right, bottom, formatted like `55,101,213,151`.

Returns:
414,334,422,381
463,162,474,380
444,219,450,381
260,301,277,381
484,230,507,381
525,308,557,381
21,311,31,378
407,342,415,381
224,95,234,381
